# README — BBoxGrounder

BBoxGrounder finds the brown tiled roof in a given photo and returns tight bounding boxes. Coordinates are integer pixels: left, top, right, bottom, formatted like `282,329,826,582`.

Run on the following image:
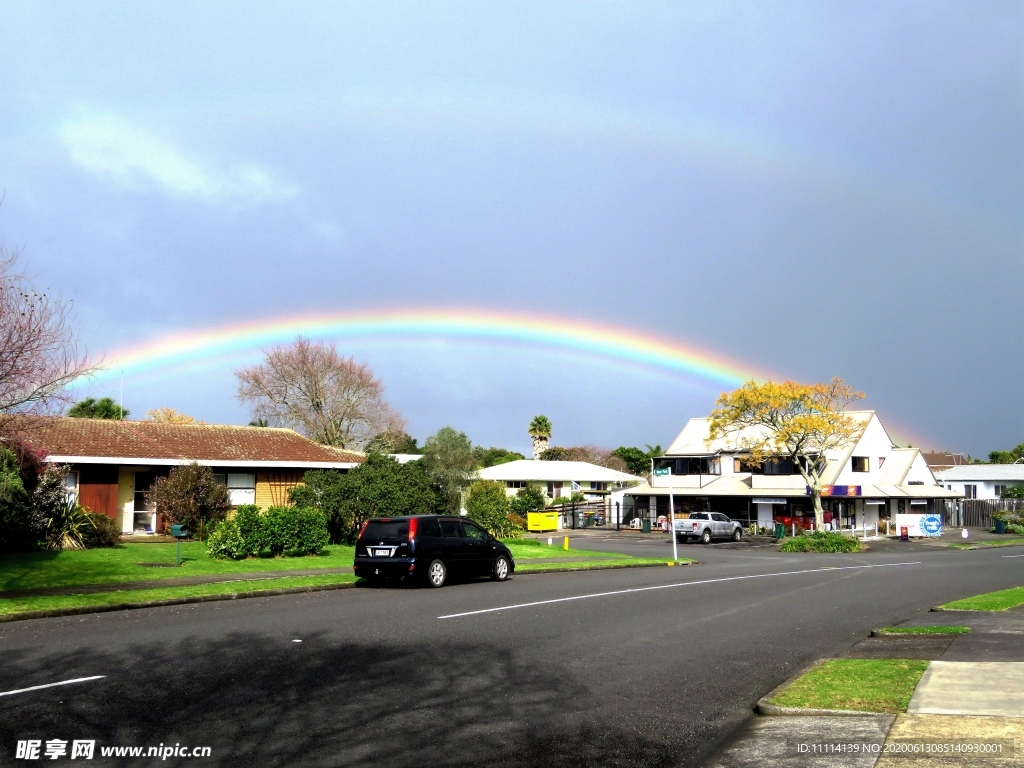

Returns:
17,417,364,465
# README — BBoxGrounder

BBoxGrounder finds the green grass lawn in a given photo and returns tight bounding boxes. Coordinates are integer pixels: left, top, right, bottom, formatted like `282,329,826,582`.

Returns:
516,557,673,572
948,538,1024,550
0,543,355,592
504,539,692,568
940,586,1024,611
0,573,357,616
769,659,930,714
877,626,970,635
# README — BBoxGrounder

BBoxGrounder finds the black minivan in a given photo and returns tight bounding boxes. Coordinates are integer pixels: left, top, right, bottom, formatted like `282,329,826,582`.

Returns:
353,515,515,588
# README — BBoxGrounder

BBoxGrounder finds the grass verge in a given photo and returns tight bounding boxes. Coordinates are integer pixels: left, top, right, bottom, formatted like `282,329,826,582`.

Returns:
948,538,1024,550
503,539,619,560
768,659,929,714
0,543,355,593
0,573,357,617
877,626,970,635
779,531,861,553
939,586,1024,611
516,557,679,572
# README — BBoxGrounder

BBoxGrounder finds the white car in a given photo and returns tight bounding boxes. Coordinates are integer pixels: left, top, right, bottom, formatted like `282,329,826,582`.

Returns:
676,512,743,544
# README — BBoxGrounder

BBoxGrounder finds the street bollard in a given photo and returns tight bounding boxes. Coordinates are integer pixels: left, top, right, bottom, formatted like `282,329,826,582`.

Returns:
547,537,553,546
563,536,570,551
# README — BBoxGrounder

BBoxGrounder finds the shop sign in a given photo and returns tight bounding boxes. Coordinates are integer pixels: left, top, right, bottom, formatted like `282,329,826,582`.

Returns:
806,485,862,497
894,513,942,537
752,498,786,504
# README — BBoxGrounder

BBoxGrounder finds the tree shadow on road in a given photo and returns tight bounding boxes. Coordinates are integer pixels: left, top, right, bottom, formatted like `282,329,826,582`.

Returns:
0,632,680,768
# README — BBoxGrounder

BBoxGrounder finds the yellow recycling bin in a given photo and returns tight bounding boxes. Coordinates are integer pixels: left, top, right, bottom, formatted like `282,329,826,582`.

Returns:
527,511,559,532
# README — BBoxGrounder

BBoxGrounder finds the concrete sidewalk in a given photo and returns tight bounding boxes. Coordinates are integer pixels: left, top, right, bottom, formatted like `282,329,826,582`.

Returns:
708,608,1024,766
908,662,1024,717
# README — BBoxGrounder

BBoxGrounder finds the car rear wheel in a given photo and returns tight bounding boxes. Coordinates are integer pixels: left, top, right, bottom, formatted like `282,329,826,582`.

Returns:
427,559,447,588
492,555,510,581
732,527,742,542
701,529,712,545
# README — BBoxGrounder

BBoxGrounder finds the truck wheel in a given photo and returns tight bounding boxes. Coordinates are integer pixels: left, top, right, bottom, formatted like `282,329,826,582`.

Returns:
732,527,742,542
701,529,712,545
427,559,447,588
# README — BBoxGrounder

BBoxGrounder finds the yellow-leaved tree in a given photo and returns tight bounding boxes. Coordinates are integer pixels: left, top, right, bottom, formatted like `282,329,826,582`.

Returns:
146,407,203,424
707,378,864,529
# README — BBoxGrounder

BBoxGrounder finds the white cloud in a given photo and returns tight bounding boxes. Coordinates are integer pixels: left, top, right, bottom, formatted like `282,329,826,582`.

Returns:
59,116,295,203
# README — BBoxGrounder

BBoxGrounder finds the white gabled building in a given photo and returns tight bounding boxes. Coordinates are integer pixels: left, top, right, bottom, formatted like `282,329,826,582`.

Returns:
476,460,638,502
624,411,960,531
935,465,1024,500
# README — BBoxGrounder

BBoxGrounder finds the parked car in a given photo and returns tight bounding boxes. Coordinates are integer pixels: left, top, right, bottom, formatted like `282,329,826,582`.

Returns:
676,512,743,544
353,515,515,588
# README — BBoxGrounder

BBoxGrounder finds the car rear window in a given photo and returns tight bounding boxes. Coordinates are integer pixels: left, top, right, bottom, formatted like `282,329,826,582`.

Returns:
361,520,409,542
690,513,708,520
418,518,441,537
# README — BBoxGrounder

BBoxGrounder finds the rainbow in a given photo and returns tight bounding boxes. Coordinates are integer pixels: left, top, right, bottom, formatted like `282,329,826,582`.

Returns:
89,308,767,389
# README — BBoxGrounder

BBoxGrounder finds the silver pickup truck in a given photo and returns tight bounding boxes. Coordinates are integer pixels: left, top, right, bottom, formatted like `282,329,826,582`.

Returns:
676,512,743,544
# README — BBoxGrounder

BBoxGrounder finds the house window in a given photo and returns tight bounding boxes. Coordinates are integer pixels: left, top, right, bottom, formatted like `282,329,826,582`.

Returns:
878,457,886,467
963,484,977,499
506,481,526,489
134,472,155,511
64,471,79,504
227,473,257,506
764,458,795,475
664,457,722,475
851,457,869,472
591,482,608,491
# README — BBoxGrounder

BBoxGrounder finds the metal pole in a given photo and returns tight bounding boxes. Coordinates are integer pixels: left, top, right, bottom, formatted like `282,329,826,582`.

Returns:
176,537,181,567
670,473,678,562
616,501,620,531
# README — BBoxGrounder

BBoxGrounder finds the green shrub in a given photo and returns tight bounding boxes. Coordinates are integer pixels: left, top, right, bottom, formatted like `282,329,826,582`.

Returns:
207,506,329,559
509,484,546,516
81,513,122,548
1007,524,1024,536
780,531,861,553
206,518,247,559
234,504,270,556
466,480,512,536
266,506,329,556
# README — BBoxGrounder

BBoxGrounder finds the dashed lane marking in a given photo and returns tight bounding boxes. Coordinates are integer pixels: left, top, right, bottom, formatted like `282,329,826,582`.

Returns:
0,676,106,698
438,562,923,619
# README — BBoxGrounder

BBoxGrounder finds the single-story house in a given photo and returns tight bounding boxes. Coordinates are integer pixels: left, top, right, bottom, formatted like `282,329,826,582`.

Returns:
921,452,971,473
934,465,1024,500
23,417,363,535
476,459,638,502
623,411,961,531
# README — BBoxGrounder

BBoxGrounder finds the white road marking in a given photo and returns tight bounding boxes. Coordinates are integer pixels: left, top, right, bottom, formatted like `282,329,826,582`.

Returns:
1001,554,1024,558
438,562,923,619
0,676,105,698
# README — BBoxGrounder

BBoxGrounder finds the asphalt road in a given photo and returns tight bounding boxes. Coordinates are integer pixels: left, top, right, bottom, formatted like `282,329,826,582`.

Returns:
0,543,1020,767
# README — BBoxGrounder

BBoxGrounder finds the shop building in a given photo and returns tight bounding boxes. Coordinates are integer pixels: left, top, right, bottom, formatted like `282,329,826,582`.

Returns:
623,411,960,531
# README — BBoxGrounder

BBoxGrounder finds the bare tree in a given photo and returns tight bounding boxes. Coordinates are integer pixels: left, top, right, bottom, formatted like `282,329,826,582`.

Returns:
0,247,93,434
235,337,404,450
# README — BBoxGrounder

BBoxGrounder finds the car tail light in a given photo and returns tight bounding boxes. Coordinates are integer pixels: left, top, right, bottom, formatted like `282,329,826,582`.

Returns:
408,517,418,542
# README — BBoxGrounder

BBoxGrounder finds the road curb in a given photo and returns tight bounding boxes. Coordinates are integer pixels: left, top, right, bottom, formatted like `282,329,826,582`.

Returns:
516,560,696,575
0,581,358,624
870,629,969,636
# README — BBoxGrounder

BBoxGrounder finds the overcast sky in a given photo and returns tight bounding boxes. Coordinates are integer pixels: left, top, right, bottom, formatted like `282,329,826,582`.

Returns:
1,2,1021,456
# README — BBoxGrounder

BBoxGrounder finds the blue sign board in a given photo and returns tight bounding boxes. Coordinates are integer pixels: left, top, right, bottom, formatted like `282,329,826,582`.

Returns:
921,515,942,536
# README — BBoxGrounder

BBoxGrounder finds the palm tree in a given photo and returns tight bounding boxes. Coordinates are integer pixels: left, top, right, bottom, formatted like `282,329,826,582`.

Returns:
528,415,552,460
